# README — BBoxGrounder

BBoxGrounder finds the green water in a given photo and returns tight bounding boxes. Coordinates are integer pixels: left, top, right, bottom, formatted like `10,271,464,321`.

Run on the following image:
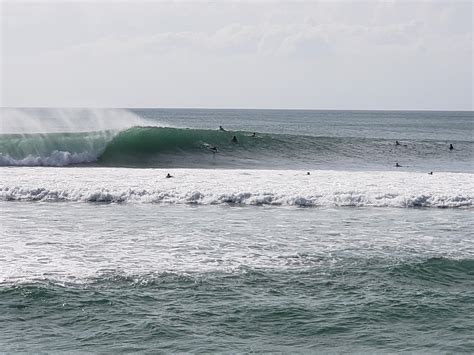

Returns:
1,108,472,352
1,203,473,352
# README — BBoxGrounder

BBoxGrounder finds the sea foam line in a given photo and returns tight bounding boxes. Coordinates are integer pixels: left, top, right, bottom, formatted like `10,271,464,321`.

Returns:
1,168,472,208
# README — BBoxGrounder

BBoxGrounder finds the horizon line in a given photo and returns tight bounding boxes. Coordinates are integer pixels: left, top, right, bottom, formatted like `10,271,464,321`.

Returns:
2,106,473,112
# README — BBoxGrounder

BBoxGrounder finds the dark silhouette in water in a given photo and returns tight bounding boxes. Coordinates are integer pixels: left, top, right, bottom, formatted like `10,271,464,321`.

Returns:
395,162,401,167
307,172,311,175
396,140,401,146
251,132,256,137
166,173,173,178
450,144,454,150
231,135,238,143
209,146,218,158
428,171,433,175
219,126,226,131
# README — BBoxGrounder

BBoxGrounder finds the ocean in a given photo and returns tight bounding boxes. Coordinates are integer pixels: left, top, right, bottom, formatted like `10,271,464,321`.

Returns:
0,108,473,352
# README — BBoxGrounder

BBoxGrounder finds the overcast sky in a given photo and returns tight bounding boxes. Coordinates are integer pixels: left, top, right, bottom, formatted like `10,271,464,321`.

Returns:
1,1,472,110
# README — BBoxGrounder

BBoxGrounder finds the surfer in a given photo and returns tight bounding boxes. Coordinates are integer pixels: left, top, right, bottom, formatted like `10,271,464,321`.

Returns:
166,173,173,178
307,172,311,175
251,132,256,137
428,171,433,175
209,146,218,158
396,140,401,146
449,144,454,150
219,126,226,131
231,135,238,143
395,162,401,168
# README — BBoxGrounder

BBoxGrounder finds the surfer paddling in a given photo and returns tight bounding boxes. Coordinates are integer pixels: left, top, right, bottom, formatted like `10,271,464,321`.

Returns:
219,126,226,131
395,162,401,168
166,173,173,178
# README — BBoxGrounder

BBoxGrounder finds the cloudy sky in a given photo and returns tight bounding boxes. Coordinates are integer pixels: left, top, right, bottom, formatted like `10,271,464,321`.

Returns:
1,1,472,110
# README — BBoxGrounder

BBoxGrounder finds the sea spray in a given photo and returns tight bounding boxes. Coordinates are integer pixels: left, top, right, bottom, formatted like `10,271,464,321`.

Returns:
0,108,151,134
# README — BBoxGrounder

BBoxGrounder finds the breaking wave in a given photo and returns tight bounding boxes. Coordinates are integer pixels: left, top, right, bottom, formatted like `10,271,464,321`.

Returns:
1,168,472,208
1,126,472,170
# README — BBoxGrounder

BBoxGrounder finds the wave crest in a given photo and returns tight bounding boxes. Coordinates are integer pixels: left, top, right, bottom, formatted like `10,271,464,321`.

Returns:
1,181,472,208
2,126,472,170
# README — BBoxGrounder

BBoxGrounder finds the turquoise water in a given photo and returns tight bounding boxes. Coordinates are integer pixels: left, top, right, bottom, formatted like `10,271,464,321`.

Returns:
0,108,473,352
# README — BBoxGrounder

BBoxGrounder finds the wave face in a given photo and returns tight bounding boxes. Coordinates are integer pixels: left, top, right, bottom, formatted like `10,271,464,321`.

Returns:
1,126,473,171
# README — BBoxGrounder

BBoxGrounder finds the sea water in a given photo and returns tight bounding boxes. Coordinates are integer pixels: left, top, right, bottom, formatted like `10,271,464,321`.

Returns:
0,108,473,352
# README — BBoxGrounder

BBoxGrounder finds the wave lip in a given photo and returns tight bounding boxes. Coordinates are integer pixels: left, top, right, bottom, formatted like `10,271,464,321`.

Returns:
1,168,472,208
0,130,118,167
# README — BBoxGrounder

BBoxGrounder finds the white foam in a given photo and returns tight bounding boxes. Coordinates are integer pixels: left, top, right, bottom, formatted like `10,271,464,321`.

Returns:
0,151,98,167
1,168,472,208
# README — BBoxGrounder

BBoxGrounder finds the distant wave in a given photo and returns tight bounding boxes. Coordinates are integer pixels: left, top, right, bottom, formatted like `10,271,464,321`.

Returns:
1,126,472,170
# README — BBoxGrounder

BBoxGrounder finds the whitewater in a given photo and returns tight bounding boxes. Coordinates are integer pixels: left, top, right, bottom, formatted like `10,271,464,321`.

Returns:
1,108,473,353
1,167,472,208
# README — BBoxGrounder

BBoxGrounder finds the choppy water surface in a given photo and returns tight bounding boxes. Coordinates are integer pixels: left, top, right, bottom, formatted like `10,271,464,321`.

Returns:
1,203,473,352
0,108,473,352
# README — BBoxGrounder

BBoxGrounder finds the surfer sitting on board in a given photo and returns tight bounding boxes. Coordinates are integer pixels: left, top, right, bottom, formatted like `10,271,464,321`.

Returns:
449,143,454,150
166,173,173,178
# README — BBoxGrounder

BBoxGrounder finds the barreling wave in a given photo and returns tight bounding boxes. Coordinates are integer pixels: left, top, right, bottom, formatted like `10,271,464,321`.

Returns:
1,126,473,170
0,130,116,166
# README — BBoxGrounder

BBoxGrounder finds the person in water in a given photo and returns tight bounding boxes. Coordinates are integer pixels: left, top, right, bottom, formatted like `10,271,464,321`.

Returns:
209,146,218,157
166,173,173,178
251,132,256,137
307,172,311,175
395,162,401,167
428,171,433,175
219,126,226,131
231,135,238,143
396,140,401,146
449,144,454,150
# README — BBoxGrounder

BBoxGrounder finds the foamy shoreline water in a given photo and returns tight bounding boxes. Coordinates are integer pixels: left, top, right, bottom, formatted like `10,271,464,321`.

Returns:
1,167,472,207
